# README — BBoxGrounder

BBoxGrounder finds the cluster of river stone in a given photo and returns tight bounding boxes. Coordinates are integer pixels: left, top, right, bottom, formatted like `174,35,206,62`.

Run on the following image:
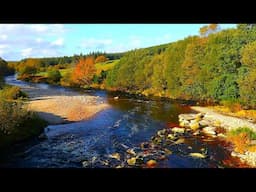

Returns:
82,113,232,168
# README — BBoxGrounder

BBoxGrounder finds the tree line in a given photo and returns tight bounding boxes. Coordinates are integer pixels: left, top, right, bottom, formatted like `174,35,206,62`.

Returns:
106,24,256,108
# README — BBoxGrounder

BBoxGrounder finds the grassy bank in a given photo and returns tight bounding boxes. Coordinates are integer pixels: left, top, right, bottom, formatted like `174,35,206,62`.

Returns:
0,85,48,149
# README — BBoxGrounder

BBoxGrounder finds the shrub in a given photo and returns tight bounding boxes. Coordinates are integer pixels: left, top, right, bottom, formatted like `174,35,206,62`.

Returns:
220,100,243,113
0,76,4,89
227,127,256,153
47,69,61,84
229,127,256,140
0,86,27,100
0,100,47,148
60,70,75,87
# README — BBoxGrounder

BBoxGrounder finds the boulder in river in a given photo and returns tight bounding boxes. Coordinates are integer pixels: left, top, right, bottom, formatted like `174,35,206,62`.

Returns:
127,157,137,165
179,114,198,121
189,152,206,159
108,153,121,161
202,126,216,136
189,121,200,130
126,148,137,156
167,134,175,140
146,160,157,168
172,127,185,134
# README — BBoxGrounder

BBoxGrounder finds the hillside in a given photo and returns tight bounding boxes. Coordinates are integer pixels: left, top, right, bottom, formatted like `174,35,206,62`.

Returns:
106,24,256,108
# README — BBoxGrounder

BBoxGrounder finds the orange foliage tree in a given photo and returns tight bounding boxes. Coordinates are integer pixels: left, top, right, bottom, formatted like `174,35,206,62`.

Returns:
199,24,219,37
95,55,108,63
72,57,96,86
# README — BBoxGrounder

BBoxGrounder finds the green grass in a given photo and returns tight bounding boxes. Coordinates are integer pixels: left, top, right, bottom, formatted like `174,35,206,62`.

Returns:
36,68,72,77
35,59,119,79
229,127,256,140
60,68,72,76
36,71,47,76
95,59,119,75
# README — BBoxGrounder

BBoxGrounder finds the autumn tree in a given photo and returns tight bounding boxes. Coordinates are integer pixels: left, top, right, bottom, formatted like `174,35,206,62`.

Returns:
95,55,108,63
72,57,96,86
199,24,219,37
240,41,256,68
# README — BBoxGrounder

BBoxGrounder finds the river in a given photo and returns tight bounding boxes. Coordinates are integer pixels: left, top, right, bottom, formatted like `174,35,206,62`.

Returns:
0,75,246,168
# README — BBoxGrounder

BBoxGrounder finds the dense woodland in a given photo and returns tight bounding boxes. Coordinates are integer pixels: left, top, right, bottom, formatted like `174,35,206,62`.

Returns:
106,24,256,108
10,24,256,109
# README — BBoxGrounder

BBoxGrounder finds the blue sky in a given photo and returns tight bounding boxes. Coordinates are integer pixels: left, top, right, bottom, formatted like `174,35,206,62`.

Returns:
0,24,236,61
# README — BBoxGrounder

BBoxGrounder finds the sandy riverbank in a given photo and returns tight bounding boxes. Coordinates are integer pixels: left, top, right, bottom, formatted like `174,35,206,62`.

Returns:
20,85,109,124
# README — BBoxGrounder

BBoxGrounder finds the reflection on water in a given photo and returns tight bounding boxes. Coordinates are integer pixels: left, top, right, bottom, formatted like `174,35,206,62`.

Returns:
0,75,247,168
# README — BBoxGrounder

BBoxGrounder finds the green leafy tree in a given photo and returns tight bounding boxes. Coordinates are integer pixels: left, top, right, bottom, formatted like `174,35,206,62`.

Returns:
47,69,61,83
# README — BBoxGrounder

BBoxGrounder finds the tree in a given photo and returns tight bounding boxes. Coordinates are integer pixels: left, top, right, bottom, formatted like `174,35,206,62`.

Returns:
240,41,256,68
0,58,10,76
95,55,108,63
19,65,37,76
238,69,256,107
72,57,96,86
199,24,219,37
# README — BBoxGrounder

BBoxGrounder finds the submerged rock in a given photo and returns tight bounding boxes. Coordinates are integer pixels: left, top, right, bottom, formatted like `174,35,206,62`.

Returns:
164,148,172,155
108,153,121,161
157,129,166,137
175,138,185,144
189,153,206,159
146,160,157,168
127,157,137,165
141,142,150,150
126,148,137,156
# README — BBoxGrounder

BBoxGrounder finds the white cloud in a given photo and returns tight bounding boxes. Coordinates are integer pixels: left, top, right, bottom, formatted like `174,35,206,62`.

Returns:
80,38,112,49
0,50,5,55
51,38,64,46
36,38,43,43
0,34,7,40
21,48,33,57
30,24,48,32
0,44,9,49
0,24,70,60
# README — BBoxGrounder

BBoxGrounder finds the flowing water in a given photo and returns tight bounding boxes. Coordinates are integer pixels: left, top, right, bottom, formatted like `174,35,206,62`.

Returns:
0,75,246,168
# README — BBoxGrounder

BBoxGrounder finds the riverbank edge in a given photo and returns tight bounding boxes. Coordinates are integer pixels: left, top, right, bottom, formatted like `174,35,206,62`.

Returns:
190,106,256,167
0,112,48,151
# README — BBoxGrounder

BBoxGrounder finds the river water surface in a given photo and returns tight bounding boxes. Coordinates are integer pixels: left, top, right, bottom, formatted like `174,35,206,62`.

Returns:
0,75,246,168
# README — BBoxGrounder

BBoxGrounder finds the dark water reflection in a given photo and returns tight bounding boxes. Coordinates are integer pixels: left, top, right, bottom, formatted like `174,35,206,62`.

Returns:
0,75,247,168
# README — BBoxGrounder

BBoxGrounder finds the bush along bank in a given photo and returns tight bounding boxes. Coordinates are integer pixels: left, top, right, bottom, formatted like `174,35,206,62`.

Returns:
0,86,48,149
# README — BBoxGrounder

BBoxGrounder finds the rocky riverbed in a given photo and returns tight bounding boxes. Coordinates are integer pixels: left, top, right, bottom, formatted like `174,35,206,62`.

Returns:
81,112,250,168
181,108,256,168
